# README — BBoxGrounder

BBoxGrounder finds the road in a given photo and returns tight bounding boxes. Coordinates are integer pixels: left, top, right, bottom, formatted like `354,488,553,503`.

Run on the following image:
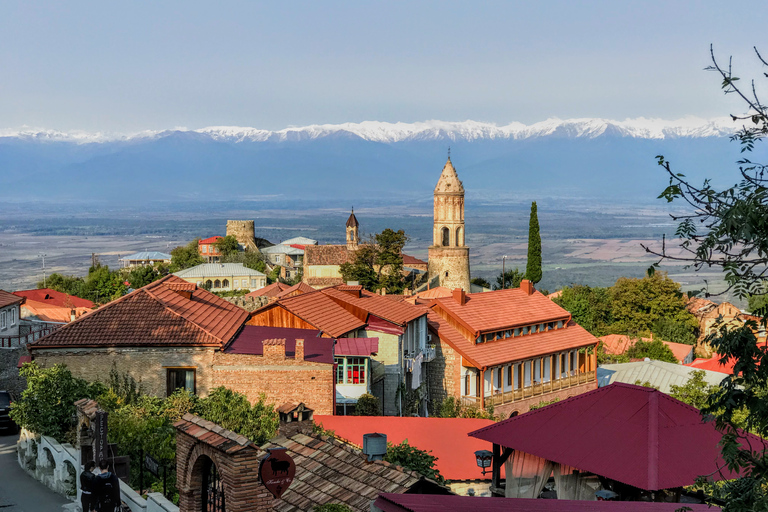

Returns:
0,432,71,511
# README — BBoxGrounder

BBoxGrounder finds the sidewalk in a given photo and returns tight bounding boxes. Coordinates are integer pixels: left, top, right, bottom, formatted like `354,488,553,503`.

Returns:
0,432,72,511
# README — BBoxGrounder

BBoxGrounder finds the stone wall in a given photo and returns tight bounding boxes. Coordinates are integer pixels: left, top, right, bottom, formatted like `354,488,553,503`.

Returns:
211,344,334,415
221,295,270,312
31,347,217,398
226,220,258,251
0,347,27,397
426,338,462,414
428,246,470,292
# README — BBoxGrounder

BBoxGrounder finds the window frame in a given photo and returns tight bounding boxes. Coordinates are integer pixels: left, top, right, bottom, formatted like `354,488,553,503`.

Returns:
166,367,196,396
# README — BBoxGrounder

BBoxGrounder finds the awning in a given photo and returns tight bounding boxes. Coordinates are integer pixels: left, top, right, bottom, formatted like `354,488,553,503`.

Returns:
17,356,31,368
335,390,359,404
335,337,379,356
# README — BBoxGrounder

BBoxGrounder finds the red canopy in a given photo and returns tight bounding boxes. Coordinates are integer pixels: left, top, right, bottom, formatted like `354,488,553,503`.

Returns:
334,337,379,356
469,382,765,491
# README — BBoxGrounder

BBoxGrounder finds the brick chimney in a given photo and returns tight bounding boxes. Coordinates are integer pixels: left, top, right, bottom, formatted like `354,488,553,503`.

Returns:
453,287,467,306
294,339,304,362
520,279,534,295
70,309,76,322
263,339,286,361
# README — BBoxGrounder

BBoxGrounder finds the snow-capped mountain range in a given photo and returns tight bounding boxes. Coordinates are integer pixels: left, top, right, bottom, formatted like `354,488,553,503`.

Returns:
0,116,738,144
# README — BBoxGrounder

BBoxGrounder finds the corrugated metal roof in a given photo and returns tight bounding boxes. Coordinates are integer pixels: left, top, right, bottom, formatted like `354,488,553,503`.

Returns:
597,360,728,393
281,236,318,245
261,244,304,256
174,263,265,278
469,382,761,491
119,251,171,261
225,325,333,364
335,337,379,356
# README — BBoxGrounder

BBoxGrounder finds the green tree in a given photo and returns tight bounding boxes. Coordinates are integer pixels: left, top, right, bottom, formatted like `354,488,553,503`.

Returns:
525,201,542,284
41,273,87,297
84,264,127,304
313,505,351,512
354,393,380,416
384,440,445,484
470,277,491,289
651,317,697,345
669,370,720,410
170,239,204,272
214,235,241,257
127,263,167,289
493,268,525,290
195,387,278,445
625,339,678,364
340,229,409,293
221,250,267,273
747,292,768,315
553,285,612,336
267,265,282,284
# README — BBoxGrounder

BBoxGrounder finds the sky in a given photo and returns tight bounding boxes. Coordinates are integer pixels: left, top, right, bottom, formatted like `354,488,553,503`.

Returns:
1,1,766,133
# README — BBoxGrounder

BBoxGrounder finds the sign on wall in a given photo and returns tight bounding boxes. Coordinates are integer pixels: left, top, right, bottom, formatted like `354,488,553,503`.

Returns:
258,448,295,499
94,411,108,463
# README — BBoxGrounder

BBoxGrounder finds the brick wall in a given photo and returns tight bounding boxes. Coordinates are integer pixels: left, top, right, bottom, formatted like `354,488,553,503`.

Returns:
31,346,216,397
212,344,334,415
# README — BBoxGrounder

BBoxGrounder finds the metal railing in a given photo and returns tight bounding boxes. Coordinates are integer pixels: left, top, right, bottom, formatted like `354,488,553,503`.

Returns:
423,344,436,363
0,326,59,348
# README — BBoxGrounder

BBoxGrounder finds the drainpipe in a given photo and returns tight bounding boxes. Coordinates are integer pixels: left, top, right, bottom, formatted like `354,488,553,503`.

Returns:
480,368,486,410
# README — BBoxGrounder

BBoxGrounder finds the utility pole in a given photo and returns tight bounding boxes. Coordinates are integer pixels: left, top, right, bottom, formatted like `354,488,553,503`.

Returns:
502,255,507,289
38,253,47,288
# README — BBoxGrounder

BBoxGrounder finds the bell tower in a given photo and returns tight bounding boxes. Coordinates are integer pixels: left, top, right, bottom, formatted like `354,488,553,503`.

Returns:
346,208,359,251
428,156,471,291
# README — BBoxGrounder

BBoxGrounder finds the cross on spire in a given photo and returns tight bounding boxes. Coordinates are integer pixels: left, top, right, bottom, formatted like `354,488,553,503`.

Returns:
447,146,451,159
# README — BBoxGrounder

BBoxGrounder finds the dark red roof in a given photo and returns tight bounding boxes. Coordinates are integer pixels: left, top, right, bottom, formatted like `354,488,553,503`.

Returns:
433,288,571,335
314,416,496,481
0,290,23,309
224,325,333,364
469,382,762,491
13,289,93,308
374,494,719,512
17,356,31,368
30,276,248,349
335,337,378,356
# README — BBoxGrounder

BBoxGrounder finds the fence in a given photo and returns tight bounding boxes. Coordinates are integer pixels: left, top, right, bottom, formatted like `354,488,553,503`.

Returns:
0,326,59,348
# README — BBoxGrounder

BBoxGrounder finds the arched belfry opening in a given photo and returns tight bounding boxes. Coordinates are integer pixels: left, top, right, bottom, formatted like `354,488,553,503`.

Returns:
441,227,450,247
456,226,463,247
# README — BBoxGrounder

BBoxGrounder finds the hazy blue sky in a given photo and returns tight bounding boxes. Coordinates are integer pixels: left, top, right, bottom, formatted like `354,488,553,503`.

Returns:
1,1,765,132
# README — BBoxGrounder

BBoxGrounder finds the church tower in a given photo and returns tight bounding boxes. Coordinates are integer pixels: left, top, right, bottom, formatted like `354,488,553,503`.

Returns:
428,157,471,291
346,209,360,251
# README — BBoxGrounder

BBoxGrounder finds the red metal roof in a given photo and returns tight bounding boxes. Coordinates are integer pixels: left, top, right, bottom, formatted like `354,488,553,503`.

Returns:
427,310,597,369
686,354,736,374
469,382,762,491
335,337,379,356
600,335,694,364
314,415,496,481
433,287,571,335
198,236,223,244
224,325,333,364
13,288,94,308
374,494,719,512
30,276,248,349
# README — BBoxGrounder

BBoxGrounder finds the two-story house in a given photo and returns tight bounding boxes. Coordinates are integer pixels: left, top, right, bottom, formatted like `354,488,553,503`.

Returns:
174,263,266,292
426,281,599,418
260,244,305,280
0,290,23,340
198,236,224,263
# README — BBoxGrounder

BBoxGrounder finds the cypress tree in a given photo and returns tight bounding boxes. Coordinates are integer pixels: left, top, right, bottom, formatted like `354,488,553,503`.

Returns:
526,201,542,284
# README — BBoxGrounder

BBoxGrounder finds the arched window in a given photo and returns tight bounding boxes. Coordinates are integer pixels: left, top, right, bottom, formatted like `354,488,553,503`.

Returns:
456,226,463,246
222,279,230,288
205,280,213,289
214,279,221,288
441,227,450,246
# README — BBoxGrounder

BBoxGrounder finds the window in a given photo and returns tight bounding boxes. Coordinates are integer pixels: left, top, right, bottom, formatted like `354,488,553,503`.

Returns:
276,255,282,263
507,366,513,387
10,308,16,326
456,226,463,247
233,280,239,288
202,245,207,253
346,357,366,384
514,364,521,390
514,328,520,337
554,354,560,380
335,358,345,383
166,368,195,396
222,279,230,288
441,227,450,247
557,320,564,329
251,279,258,287
571,350,577,375
214,279,221,288
496,368,503,389
0,311,5,330
543,356,551,383
533,359,541,384
531,325,538,334
205,280,213,289
547,322,555,331
561,353,568,378
540,323,546,332
523,326,530,335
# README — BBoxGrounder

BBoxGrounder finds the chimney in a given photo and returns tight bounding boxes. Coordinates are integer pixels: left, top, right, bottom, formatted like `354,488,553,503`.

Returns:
520,279,534,295
295,339,304,362
453,288,467,306
70,309,76,322
263,339,286,361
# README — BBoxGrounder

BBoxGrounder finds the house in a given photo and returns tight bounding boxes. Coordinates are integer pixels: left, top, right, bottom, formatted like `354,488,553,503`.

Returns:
13,288,94,309
685,353,737,374
469,383,760,500
260,244,305,279
314,415,497,496
13,288,93,333
174,262,266,291
426,281,600,418
684,297,767,356
280,236,318,247
197,236,223,263
27,276,339,414
0,290,23,338
247,285,429,415
597,359,728,393
598,334,695,364
118,251,171,267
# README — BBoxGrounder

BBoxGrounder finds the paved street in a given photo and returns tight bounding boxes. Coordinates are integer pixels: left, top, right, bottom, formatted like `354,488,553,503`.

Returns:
0,432,71,511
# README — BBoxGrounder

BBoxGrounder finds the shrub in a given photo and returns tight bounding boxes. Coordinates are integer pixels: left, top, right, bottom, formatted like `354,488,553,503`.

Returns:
195,387,278,446
354,393,381,416
384,439,445,484
313,505,351,512
433,396,496,420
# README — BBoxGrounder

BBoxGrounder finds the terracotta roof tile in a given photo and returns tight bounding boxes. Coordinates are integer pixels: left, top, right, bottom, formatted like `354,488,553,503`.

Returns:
13,288,94,308
0,290,24,309
30,275,248,349
275,282,315,298
322,288,425,326
174,413,258,454
401,254,427,266
263,291,366,338
198,236,223,244
246,282,290,298
305,277,346,288
305,245,352,266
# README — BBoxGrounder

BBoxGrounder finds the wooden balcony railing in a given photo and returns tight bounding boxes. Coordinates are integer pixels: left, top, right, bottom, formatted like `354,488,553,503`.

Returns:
461,371,597,407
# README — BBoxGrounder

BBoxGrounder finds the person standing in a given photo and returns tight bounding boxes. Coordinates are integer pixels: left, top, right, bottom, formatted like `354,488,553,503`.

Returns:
94,459,120,512
80,461,97,512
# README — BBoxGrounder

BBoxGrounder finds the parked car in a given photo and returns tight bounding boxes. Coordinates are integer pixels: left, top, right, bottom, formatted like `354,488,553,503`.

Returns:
0,391,17,434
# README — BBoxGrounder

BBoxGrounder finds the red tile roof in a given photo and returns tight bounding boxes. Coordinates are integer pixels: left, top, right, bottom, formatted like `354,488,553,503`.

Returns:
433,288,571,336
374,494,719,512
30,275,248,349
198,236,223,245
599,335,694,364
686,354,737,374
427,309,597,369
0,290,24,309
304,245,352,266
314,416,496,481
175,413,256,454
470,383,761,491
335,337,379,356
414,287,453,299
322,288,426,326
246,282,290,298
268,291,366,338
402,254,427,266
14,288,95,308
275,282,315,299
225,325,334,364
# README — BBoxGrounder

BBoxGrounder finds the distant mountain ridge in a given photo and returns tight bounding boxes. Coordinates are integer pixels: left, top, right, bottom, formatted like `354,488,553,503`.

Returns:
0,116,737,144
0,117,750,206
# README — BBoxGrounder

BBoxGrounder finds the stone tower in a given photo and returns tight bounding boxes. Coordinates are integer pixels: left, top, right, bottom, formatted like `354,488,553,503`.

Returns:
226,220,258,251
346,209,360,251
428,157,471,291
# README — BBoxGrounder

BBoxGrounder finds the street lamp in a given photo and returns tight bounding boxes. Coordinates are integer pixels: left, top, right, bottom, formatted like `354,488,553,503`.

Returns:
502,255,508,289
38,253,47,288
474,449,493,475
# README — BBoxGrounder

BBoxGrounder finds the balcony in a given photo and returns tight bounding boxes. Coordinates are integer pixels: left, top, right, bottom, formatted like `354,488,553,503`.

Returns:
423,344,436,363
460,371,597,407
